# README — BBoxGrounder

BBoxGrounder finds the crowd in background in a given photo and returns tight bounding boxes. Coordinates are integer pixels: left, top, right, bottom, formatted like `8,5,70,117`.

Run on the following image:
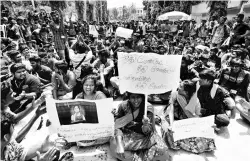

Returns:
1,7,250,161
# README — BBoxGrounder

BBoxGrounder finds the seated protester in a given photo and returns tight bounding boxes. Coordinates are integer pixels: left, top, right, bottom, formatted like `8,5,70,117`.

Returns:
70,36,94,78
75,74,107,100
0,53,11,76
26,40,38,55
180,56,197,81
198,69,235,130
92,49,114,87
29,55,52,85
7,50,32,73
163,80,216,154
1,82,59,161
110,92,169,161
1,80,45,123
189,54,211,76
218,58,250,102
39,49,60,71
52,61,76,100
9,63,41,113
157,45,167,55
209,47,221,70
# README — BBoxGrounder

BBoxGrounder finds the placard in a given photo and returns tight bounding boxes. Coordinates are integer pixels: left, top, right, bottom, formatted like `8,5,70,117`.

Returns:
0,25,7,38
172,115,215,142
116,27,133,39
118,52,182,94
46,98,114,142
89,25,99,37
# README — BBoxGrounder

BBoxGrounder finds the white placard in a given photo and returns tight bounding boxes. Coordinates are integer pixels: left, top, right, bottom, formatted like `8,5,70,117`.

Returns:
116,27,133,39
118,52,182,94
173,115,215,142
0,25,7,38
89,25,99,37
46,98,114,142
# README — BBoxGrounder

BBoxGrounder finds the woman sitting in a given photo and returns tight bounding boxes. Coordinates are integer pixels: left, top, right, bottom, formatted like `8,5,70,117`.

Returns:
75,75,106,100
162,80,216,154
110,92,170,161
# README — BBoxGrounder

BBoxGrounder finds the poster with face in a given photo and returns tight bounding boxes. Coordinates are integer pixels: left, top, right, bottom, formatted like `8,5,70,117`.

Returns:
55,101,98,125
46,98,114,142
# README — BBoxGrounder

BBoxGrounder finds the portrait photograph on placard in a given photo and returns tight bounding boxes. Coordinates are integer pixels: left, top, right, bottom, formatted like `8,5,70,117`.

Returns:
56,101,99,125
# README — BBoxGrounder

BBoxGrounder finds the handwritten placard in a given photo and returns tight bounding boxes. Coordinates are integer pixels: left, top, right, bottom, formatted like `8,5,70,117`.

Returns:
89,25,99,37
46,98,114,142
116,27,133,39
118,52,182,94
173,115,215,142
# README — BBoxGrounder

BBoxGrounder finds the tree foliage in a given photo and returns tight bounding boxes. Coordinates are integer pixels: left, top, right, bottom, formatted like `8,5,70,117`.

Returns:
207,1,228,20
143,0,203,22
49,0,66,11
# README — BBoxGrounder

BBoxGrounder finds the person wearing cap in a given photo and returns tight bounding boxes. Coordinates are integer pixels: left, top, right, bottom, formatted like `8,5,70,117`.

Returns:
211,16,230,48
232,13,250,45
51,61,76,100
198,69,235,130
9,63,41,113
218,58,250,102
29,55,52,85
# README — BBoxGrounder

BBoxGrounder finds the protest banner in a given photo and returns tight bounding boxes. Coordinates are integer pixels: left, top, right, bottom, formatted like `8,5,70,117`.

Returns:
172,115,215,142
118,52,182,94
89,25,99,37
46,98,114,142
116,27,133,39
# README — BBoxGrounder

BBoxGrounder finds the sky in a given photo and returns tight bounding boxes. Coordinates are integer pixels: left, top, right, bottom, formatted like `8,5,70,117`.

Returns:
107,0,143,9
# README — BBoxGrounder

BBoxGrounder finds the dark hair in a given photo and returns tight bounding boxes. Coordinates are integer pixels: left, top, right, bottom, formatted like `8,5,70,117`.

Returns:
10,63,26,74
98,49,109,57
29,55,41,62
55,61,68,73
199,69,216,81
1,120,12,139
81,75,98,94
182,80,197,98
7,50,20,59
80,64,94,79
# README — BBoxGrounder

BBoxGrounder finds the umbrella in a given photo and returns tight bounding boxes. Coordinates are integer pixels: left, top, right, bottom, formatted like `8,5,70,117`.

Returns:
157,11,191,21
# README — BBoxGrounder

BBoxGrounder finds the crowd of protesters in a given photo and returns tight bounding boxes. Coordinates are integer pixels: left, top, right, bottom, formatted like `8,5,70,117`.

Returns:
1,6,250,161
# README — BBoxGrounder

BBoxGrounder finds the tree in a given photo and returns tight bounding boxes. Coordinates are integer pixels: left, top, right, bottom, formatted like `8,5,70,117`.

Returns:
143,0,203,22
75,0,85,21
49,0,66,11
207,1,228,20
112,8,118,20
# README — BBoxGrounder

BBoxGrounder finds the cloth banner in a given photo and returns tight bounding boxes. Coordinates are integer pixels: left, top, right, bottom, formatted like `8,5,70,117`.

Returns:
46,98,114,142
89,25,99,37
116,27,133,39
172,115,215,142
118,52,182,94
